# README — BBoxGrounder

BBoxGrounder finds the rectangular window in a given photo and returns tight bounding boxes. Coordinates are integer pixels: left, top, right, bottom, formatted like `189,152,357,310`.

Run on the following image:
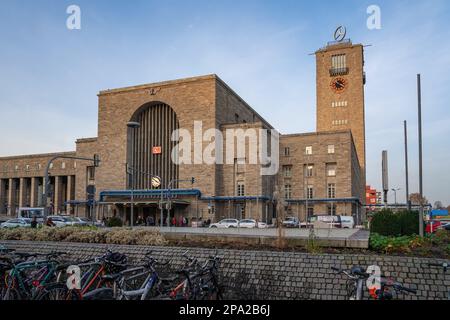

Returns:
305,146,312,155
61,162,66,169
327,204,336,215
237,181,245,197
328,183,336,199
284,147,290,156
331,54,347,70
283,165,292,178
328,145,335,154
25,165,30,171
14,165,19,171
284,184,292,199
307,206,314,217
87,166,95,182
307,185,314,199
305,164,314,177
326,163,337,177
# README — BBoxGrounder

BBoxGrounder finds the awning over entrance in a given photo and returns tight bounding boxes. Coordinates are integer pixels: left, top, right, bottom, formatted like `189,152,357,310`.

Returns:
286,197,362,205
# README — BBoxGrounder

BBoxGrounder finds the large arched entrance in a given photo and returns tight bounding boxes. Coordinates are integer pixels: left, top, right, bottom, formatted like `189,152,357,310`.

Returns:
127,101,179,190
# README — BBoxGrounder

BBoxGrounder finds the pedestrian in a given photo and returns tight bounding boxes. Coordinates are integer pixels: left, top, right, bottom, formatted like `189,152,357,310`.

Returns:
45,217,55,227
172,216,177,227
30,216,38,229
184,216,189,227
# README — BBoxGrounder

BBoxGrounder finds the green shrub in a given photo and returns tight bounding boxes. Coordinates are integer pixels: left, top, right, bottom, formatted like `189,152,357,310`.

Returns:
106,217,123,227
370,209,421,236
398,210,420,235
370,209,401,236
370,233,425,254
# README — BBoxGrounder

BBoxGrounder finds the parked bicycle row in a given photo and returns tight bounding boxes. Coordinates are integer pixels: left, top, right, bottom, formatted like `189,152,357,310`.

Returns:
0,246,222,300
1,244,448,300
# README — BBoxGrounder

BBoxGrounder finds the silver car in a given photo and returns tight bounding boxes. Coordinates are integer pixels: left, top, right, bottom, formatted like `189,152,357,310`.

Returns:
209,219,239,228
0,218,32,229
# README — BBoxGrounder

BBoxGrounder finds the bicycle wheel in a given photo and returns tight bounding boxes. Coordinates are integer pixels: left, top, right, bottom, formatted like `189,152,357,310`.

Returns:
2,287,21,300
35,283,81,301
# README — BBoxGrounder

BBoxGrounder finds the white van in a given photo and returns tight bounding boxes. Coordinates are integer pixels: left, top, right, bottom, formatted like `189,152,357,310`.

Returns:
17,207,45,222
339,216,355,229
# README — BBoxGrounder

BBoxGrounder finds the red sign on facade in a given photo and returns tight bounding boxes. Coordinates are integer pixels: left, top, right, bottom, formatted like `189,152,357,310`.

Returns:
152,146,162,154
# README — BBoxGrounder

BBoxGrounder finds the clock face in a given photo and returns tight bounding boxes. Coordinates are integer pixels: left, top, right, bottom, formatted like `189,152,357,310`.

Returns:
330,77,347,93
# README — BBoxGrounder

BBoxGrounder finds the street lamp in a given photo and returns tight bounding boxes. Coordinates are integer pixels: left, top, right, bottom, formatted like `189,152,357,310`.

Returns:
392,188,401,206
127,121,141,228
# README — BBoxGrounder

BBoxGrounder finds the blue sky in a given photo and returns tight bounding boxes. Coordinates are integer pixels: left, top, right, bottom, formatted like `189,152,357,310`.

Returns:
0,0,449,205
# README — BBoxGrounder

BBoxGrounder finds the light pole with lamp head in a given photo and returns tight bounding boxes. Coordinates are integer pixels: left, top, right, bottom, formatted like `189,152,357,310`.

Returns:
127,121,141,228
392,188,401,207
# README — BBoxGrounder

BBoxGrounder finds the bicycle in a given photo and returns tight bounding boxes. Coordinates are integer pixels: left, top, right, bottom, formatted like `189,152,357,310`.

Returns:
331,266,416,300
2,251,67,300
167,251,223,300
86,251,177,300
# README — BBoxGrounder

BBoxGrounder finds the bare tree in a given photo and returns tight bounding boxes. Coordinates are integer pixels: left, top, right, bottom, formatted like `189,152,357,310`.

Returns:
409,193,428,206
434,201,444,209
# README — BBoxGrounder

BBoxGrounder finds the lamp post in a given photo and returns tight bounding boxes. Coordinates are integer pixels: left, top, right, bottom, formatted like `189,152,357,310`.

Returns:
127,121,141,228
392,188,401,206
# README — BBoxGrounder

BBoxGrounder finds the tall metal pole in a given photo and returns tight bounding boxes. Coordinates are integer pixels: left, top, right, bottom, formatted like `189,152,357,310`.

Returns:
130,127,134,228
404,120,411,211
417,74,424,237
127,121,140,228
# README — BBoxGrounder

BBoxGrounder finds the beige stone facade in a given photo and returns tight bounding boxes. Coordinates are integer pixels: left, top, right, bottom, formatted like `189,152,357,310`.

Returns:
0,39,366,225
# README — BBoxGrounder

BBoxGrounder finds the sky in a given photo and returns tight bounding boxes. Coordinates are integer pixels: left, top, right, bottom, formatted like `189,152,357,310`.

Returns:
0,0,449,206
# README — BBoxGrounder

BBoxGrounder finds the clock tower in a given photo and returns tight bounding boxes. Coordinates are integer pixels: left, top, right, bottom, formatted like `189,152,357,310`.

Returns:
315,34,366,189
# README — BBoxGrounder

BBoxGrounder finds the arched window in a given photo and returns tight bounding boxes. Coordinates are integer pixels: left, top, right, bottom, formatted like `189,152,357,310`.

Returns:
127,102,179,190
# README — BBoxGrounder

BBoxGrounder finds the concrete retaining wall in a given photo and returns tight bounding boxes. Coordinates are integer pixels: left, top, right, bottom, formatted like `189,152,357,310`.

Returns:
1,240,448,300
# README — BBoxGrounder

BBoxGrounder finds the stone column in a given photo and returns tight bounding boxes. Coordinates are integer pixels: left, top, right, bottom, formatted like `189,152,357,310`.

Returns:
66,175,73,214
18,178,26,208
7,178,15,216
0,179,6,214
30,177,37,207
54,176,61,214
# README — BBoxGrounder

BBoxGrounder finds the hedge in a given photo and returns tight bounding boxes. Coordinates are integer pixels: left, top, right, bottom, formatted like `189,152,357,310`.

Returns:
370,209,421,236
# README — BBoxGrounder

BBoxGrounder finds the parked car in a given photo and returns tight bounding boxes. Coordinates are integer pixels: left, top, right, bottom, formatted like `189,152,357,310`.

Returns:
239,219,269,229
339,216,355,229
282,217,299,228
46,215,75,227
209,219,239,228
0,218,32,229
426,220,442,234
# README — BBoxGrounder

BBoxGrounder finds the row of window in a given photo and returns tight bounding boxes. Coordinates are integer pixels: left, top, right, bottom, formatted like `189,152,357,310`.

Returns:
283,144,335,157
1,162,76,173
331,101,348,108
332,119,348,126
283,163,337,178
283,183,336,200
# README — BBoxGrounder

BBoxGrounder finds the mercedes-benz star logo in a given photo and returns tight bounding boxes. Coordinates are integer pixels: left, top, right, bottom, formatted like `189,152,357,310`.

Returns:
334,26,347,42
